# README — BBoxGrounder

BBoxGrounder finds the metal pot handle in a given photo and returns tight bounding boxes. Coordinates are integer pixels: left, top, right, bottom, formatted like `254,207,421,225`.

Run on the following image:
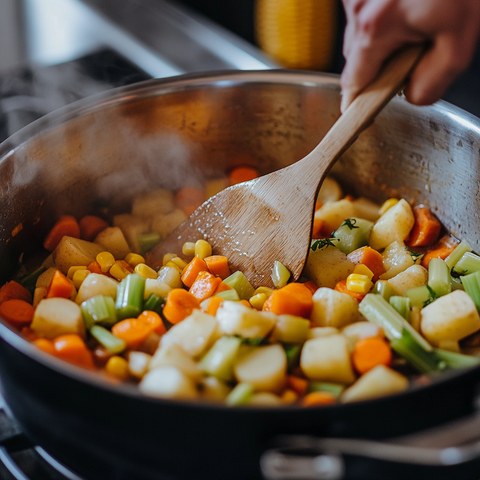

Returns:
261,410,480,480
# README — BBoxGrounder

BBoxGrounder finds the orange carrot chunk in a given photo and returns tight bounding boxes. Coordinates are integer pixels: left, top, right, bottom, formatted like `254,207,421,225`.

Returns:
334,278,366,302
352,337,392,375
205,255,231,280
406,205,442,247
181,257,208,288
421,234,459,268
203,296,224,316
162,288,200,325
174,187,205,211
302,391,337,407
0,280,32,305
137,310,167,336
32,338,56,356
286,374,309,396
53,334,95,369
262,283,313,318
0,299,34,328
302,280,319,295
79,215,109,242
228,166,259,185
111,319,154,349
45,270,75,299
347,246,386,281
43,215,81,252
189,271,222,302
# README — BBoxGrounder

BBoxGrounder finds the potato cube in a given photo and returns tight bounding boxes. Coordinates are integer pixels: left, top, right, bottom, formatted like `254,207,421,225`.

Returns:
316,176,343,204
144,278,172,300
140,366,198,400
94,227,131,259
52,236,105,274
113,214,150,254
380,241,420,280
387,264,428,295
150,209,187,238
270,315,311,343
314,199,356,234
75,273,119,305
149,343,202,380
311,287,359,328
342,321,385,351
132,189,174,217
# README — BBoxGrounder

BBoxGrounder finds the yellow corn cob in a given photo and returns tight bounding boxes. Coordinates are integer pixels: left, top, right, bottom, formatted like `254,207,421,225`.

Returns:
72,269,90,289
195,239,212,260
110,261,131,281
124,252,145,268
182,242,196,257
353,264,374,280
96,252,115,273
346,273,373,294
379,198,399,216
106,356,130,381
134,263,158,279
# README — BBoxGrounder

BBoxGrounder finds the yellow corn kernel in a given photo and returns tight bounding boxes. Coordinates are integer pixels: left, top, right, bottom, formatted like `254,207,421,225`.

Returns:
106,356,130,381
67,265,87,280
165,261,182,273
281,389,299,405
96,251,116,273
72,269,90,289
182,242,196,257
162,253,177,266
195,239,212,260
124,252,145,268
346,273,373,293
134,263,158,279
353,264,374,280
254,286,274,297
170,256,187,270
109,260,131,281
379,198,399,216
249,293,268,310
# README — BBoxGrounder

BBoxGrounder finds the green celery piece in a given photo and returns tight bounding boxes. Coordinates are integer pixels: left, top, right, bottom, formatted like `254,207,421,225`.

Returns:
359,293,432,351
390,329,445,374
20,265,47,292
450,276,465,291
271,261,291,288
143,293,166,315
308,381,344,398
373,280,397,302
433,349,480,369
389,296,411,321
199,336,242,382
90,325,126,354
461,271,480,310
282,343,302,369
445,241,472,270
225,383,254,406
115,273,145,320
215,289,240,301
138,233,162,255
453,252,480,276
332,218,374,255
81,295,117,329
405,285,433,308
223,271,254,300
428,258,451,297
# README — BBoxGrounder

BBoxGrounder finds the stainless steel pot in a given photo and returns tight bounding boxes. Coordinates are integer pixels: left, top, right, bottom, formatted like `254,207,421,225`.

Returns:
1,70,480,480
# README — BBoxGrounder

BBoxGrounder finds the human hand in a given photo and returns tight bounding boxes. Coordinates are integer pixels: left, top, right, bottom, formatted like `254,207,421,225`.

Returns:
340,0,480,112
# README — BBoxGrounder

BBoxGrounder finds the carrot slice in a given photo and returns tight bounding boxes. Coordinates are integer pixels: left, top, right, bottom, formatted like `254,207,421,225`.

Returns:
79,215,109,242
0,299,34,328
352,337,392,374
0,280,32,305
302,280,319,295
302,391,337,407
163,288,200,324
228,166,259,185
43,215,81,252
406,205,442,247
189,271,222,302
111,319,154,349
32,338,56,356
53,334,95,370
286,375,309,396
262,283,313,318
334,278,366,301
421,234,459,268
214,282,232,294
137,310,167,335
203,296,224,316
181,257,208,288
347,246,386,281
205,255,231,280
45,270,75,299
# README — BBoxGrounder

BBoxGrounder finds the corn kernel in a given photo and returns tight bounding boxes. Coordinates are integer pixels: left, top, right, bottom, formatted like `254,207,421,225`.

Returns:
254,286,274,297
182,242,196,257
97,251,116,273
163,253,177,266
249,293,268,310
353,264,374,280
170,256,187,270
281,389,299,405
67,265,87,280
165,261,183,273
106,356,130,381
124,252,145,268
72,269,90,289
195,239,212,260
346,273,373,293
110,260,131,281
379,198,399,215
134,263,158,279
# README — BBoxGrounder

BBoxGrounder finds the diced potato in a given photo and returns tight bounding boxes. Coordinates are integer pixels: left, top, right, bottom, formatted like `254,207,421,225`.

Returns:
132,189,175,217
352,197,381,222
139,366,199,400
200,376,232,402
149,343,202,380
304,244,354,288
36,267,58,288
144,278,172,300
314,199,356,234
270,315,310,343
216,301,276,339
75,273,119,305
341,365,409,403
128,351,151,379
342,321,385,351
31,298,85,339
52,236,105,274
157,266,183,289
317,176,343,204
369,199,415,251
308,327,340,339
233,344,287,393
300,334,356,384
380,241,420,280
199,336,242,382
33,287,47,308
247,392,283,407
113,214,150,254
421,290,480,346
136,332,161,355
160,310,219,358
387,264,428,295
311,288,358,328
150,209,187,238
94,227,131,260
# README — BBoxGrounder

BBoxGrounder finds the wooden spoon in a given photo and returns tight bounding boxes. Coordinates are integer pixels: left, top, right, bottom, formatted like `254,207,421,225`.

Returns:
147,46,423,288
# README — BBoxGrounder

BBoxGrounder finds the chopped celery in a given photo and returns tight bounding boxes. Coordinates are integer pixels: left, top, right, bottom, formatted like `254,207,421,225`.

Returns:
390,329,445,374
282,343,302,369
308,381,345,398
405,285,435,308
271,261,291,288
115,273,145,320
461,271,480,310
359,293,432,351
332,218,374,255
453,252,480,276
199,336,242,382
81,295,117,329
143,293,166,315
373,280,396,302
225,383,254,406
138,232,162,254
433,348,480,369
20,265,47,292
90,325,126,354
215,289,240,301
389,296,411,321
223,271,254,300
428,258,451,297
445,241,472,269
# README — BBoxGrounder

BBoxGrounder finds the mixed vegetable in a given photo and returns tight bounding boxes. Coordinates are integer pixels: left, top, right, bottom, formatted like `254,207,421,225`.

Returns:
2,169,480,408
